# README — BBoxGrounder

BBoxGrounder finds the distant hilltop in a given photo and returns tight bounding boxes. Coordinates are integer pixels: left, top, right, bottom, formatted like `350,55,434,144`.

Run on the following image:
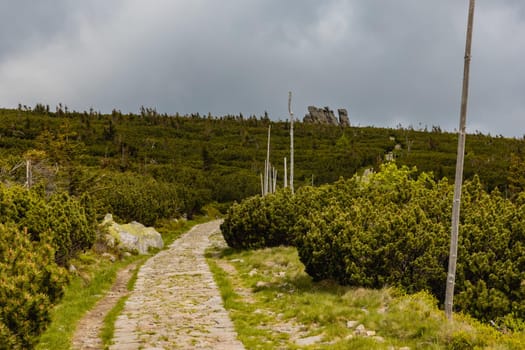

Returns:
303,106,350,127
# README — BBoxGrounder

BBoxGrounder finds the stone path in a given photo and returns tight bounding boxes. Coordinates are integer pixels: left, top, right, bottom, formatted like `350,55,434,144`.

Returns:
110,220,244,350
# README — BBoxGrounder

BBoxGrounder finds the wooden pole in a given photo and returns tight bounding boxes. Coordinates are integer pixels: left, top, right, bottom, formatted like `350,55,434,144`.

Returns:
288,91,294,194
445,0,476,321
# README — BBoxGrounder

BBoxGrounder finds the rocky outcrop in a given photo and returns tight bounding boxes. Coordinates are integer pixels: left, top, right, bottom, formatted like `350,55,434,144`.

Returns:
338,108,350,127
303,106,349,127
102,214,164,254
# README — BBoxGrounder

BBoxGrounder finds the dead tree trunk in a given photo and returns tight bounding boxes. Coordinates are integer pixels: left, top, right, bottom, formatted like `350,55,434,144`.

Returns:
288,91,294,194
264,125,271,196
284,157,288,188
26,159,32,189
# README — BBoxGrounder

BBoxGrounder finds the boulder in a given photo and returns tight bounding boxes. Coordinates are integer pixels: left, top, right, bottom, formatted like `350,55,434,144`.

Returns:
102,214,164,254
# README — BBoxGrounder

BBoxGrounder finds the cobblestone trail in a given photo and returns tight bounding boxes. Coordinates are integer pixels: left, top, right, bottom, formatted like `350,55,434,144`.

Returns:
110,220,244,350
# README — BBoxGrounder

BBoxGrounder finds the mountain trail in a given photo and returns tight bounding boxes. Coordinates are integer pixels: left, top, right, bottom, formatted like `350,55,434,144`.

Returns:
73,220,244,350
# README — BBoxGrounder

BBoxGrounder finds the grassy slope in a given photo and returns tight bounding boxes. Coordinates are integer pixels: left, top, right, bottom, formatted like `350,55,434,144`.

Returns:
206,239,525,350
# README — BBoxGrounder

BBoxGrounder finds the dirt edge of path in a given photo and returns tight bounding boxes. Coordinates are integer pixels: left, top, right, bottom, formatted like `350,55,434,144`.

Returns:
71,261,139,350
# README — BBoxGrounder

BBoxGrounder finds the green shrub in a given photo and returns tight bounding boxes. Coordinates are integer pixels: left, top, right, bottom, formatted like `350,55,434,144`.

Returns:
0,184,96,266
46,193,96,265
0,224,68,349
91,172,181,225
294,164,525,325
454,178,525,323
221,189,295,249
295,166,451,298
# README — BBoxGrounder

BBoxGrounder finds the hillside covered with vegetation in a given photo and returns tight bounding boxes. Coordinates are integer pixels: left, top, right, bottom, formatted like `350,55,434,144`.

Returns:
2,104,525,346
2,105,525,213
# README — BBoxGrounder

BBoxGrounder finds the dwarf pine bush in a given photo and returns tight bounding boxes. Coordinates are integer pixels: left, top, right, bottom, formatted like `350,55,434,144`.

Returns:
223,163,525,326
0,224,68,349
221,189,295,249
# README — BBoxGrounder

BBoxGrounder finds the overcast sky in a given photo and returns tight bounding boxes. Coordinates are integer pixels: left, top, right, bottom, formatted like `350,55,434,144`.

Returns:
1,1,524,137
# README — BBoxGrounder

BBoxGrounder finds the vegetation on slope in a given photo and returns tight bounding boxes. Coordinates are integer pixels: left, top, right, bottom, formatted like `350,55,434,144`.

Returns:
221,164,525,330
2,104,525,347
2,105,525,217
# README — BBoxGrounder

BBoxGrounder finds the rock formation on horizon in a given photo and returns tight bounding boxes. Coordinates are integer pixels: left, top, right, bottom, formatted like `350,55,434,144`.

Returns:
303,106,350,127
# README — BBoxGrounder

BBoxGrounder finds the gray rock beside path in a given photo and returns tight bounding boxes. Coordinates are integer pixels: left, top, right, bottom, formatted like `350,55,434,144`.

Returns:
110,220,244,349
102,214,163,254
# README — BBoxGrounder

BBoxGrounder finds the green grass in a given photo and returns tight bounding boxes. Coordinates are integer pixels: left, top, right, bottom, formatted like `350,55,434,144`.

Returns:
100,295,129,348
36,217,208,350
35,253,142,350
206,239,525,349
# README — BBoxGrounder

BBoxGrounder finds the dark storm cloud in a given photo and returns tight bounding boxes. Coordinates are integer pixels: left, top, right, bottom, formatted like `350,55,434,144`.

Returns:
0,1,118,59
0,1,69,58
1,0,525,136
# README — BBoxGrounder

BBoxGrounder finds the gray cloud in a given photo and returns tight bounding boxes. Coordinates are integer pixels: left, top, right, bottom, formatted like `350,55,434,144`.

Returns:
1,0,524,137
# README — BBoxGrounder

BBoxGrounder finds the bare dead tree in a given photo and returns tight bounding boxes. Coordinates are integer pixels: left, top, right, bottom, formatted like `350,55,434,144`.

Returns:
288,91,294,194
272,167,277,193
260,173,264,196
445,0,476,321
26,159,32,189
263,125,271,196
284,157,288,188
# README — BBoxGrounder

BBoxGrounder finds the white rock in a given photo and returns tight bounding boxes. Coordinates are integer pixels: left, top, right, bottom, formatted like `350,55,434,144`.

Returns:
346,320,359,328
354,324,366,336
102,252,116,262
295,335,323,346
255,281,268,288
102,214,163,254
373,336,385,343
